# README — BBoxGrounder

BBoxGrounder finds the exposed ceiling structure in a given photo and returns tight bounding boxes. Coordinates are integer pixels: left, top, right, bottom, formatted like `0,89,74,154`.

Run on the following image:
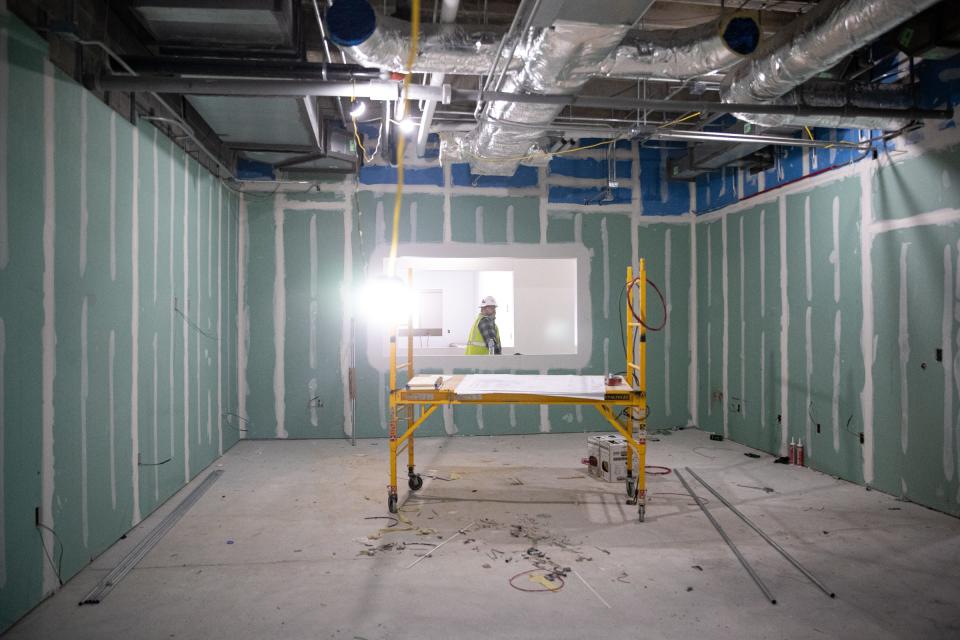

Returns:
14,0,959,180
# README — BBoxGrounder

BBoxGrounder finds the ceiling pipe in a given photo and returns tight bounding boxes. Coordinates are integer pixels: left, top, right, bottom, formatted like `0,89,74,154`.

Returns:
94,72,952,123
720,0,941,128
116,57,383,81
450,88,952,121
95,74,450,102
416,0,460,158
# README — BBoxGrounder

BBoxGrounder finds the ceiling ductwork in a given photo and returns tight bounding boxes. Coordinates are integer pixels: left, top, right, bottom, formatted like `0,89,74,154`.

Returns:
331,0,758,174
329,4,760,82
720,0,941,129
457,19,641,176
595,14,760,80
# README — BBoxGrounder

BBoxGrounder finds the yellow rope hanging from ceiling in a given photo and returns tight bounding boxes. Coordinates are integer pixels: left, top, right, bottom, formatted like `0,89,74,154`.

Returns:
387,0,421,278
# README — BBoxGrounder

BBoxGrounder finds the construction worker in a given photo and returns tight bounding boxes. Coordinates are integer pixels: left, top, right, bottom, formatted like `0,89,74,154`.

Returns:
465,296,501,355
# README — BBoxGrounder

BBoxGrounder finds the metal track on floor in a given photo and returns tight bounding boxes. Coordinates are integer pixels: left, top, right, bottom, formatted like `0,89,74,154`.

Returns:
79,469,224,605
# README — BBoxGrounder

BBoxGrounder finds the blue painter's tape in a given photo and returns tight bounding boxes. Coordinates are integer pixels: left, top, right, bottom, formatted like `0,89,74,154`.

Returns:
639,146,689,215
578,137,632,150
450,163,538,188
695,167,738,214
359,164,444,186
548,185,631,205
548,156,632,179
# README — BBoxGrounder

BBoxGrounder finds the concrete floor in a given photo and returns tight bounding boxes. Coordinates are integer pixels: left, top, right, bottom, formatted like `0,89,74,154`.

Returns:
5,429,960,640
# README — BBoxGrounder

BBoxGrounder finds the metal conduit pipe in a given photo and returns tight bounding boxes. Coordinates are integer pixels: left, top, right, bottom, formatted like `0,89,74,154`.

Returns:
116,57,383,81
95,74,450,102
720,0,941,128
416,0,460,158
94,73,952,123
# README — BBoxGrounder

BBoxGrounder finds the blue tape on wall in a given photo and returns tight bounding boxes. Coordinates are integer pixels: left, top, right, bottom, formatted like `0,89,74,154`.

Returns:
548,156,632,180
450,163,538,188
548,185,631,205
359,164,444,186
639,146,689,215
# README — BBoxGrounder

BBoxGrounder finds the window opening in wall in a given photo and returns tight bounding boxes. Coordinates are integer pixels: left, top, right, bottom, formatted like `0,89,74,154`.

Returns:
382,257,578,356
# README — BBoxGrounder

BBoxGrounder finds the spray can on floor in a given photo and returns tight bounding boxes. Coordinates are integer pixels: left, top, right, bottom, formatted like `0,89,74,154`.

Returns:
797,439,805,467
788,438,796,465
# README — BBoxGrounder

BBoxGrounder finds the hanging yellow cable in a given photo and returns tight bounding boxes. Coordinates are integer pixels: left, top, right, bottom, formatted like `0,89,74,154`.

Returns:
387,0,421,278
658,111,701,129
804,126,815,141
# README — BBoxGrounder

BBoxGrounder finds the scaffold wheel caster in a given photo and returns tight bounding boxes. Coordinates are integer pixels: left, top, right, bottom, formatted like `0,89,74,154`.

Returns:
408,474,423,491
388,493,398,514
638,505,646,522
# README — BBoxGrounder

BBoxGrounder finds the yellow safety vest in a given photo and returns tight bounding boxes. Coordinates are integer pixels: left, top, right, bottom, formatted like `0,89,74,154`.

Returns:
465,314,500,355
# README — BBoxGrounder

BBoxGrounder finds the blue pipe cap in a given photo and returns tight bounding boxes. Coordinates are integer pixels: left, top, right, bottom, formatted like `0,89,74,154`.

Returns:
327,0,377,47
722,15,761,56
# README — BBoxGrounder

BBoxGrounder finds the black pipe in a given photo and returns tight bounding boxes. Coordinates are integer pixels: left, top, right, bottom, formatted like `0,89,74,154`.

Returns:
115,57,383,81
454,88,953,121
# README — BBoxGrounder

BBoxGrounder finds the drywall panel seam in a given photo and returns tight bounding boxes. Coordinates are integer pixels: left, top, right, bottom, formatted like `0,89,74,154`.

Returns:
832,197,841,453
601,218,609,320
859,165,875,484
688,198,697,425
739,217,745,421
108,329,116,508
804,197,813,457
443,163,452,242
131,124,141,525
341,203,354,437
273,197,288,438
78,90,85,275
216,184,223,455
182,158,191,482
152,129,158,304
80,298,88,545
110,112,116,281
899,242,910,455
779,195,789,455
665,227,672,417
872,207,960,234
722,214,729,438
237,197,248,437
0,26,6,270
760,208,766,431
40,60,56,594
943,244,955,482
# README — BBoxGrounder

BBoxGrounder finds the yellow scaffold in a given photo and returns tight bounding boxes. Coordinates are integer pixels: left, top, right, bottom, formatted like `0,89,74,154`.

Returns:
385,263,651,521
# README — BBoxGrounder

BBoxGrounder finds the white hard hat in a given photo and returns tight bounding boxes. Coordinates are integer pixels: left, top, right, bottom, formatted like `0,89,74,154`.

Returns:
480,296,498,307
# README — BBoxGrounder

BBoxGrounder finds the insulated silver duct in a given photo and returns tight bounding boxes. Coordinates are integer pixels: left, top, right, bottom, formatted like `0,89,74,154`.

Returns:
339,15,509,75
595,14,760,80
462,20,633,175
720,0,940,128
337,12,759,81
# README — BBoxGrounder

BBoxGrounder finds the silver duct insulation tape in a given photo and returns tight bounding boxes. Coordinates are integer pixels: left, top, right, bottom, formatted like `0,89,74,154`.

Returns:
465,21,630,175
721,0,939,128
342,14,510,75
596,15,758,80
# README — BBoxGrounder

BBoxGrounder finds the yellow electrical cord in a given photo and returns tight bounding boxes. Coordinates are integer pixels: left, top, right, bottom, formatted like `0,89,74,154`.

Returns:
658,111,701,129
387,0,420,278
804,126,815,140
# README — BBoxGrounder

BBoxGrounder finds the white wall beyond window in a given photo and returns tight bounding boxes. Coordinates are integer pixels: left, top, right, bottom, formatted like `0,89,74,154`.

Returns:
389,256,577,356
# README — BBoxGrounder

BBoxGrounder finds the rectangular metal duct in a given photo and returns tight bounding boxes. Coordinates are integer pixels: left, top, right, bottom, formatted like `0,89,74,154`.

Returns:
130,0,295,49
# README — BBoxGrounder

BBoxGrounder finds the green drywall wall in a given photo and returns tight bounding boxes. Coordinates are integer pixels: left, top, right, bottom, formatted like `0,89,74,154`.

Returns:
239,185,693,441
0,14,239,631
697,140,960,517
